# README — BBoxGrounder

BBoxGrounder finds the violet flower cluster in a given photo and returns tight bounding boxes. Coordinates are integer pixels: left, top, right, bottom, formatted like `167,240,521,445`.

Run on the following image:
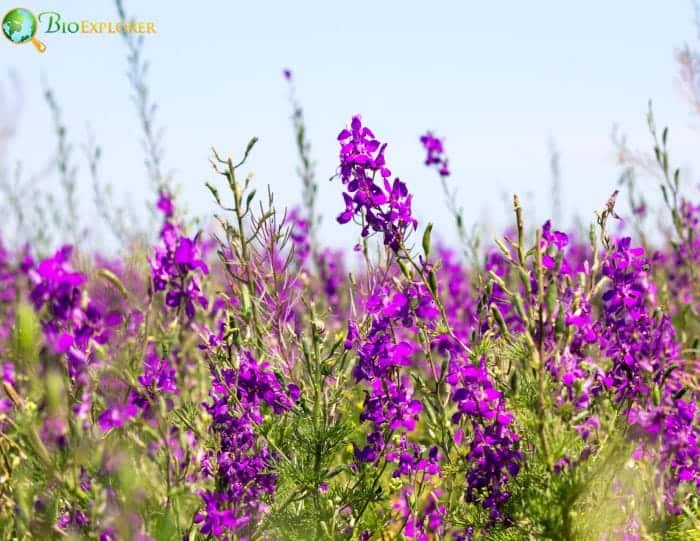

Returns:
334,115,417,251
487,214,699,514
345,284,428,464
26,246,121,386
97,343,178,431
150,191,209,319
448,355,522,521
196,350,299,537
420,132,450,177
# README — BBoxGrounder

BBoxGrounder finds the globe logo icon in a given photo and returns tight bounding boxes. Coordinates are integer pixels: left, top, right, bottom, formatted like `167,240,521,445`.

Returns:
2,7,46,52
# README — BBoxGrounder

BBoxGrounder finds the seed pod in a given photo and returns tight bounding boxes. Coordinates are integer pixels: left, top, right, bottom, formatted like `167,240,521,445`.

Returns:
397,259,411,279
555,307,565,336
12,302,41,366
205,181,222,205
97,269,129,299
422,222,433,259
45,371,64,415
428,270,438,296
241,286,251,321
513,294,527,322
517,267,531,289
491,305,509,338
546,285,557,320
489,271,507,291
494,238,510,257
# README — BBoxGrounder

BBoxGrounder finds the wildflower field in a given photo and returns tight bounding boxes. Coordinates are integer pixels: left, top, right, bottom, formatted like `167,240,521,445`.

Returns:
1,4,699,541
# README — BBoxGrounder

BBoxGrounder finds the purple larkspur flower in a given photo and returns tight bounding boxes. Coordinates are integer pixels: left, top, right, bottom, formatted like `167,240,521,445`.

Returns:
334,115,417,251
150,202,209,319
97,402,138,431
196,351,299,538
420,131,450,177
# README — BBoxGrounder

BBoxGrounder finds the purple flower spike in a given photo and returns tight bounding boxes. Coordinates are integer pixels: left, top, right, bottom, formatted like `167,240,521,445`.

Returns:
333,115,417,251
150,198,210,320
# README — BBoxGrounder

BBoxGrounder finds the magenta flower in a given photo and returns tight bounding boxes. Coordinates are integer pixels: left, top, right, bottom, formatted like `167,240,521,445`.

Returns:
150,201,209,320
334,115,417,251
97,402,138,431
156,191,174,218
420,131,450,177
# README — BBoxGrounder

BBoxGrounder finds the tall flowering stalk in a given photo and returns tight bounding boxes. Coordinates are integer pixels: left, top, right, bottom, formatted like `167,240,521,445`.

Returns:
334,115,523,538
195,142,307,538
419,130,481,269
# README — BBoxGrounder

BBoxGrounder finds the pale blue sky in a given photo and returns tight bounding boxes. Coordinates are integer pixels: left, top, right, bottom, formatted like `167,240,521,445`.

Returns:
2,0,700,249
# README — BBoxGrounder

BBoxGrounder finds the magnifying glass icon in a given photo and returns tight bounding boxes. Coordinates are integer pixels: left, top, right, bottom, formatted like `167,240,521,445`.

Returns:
2,8,47,53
